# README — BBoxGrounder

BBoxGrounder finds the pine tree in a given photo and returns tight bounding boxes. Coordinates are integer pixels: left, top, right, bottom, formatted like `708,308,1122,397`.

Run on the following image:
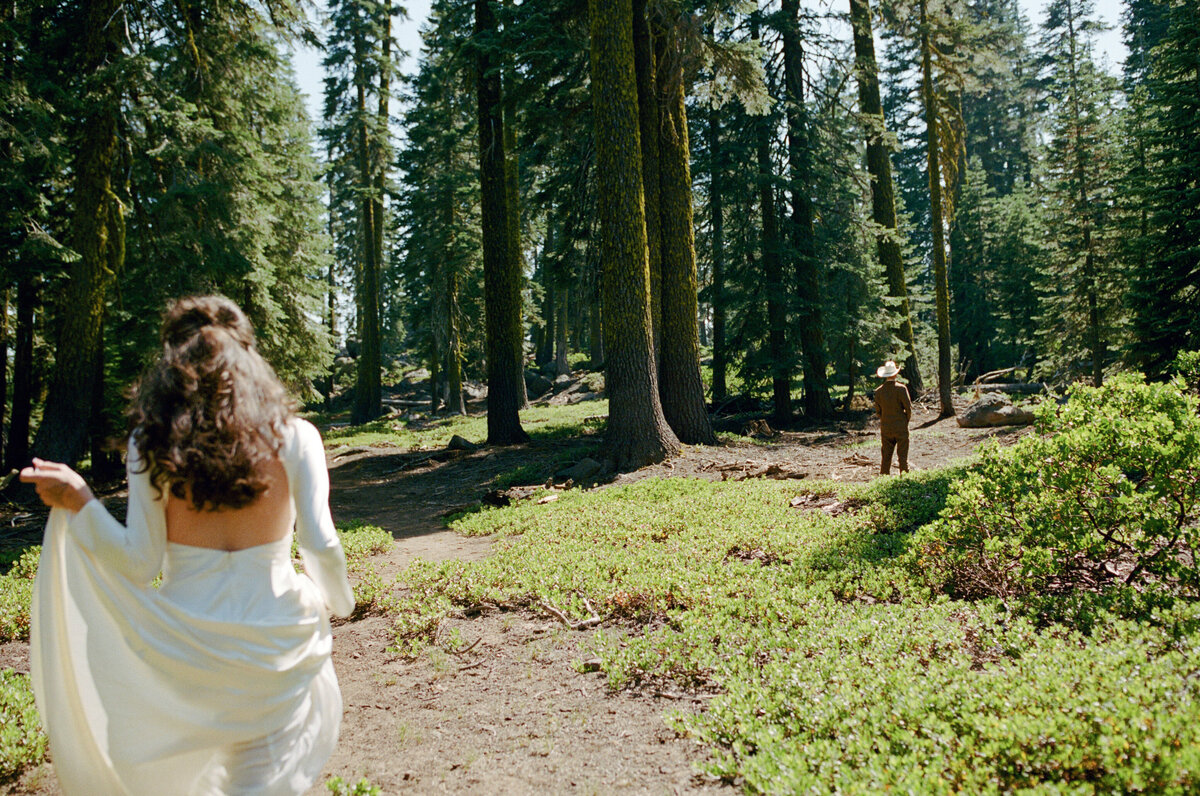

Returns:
851,0,924,391
475,0,528,444
1127,0,1200,372
1037,0,1121,385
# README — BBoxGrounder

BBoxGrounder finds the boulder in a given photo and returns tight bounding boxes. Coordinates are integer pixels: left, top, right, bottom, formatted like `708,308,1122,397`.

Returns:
957,392,1035,428
447,434,479,452
464,381,488,401
555,457,604,482
525,371,554,398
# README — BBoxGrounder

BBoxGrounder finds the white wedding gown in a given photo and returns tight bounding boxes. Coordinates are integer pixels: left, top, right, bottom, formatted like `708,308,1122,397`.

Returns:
31,418,355,795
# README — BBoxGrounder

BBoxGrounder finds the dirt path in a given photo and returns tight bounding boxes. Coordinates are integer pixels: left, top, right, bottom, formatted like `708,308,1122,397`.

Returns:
2,402,1028,795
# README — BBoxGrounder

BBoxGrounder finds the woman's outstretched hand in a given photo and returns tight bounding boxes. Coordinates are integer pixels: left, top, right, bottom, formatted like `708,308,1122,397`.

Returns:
20,459,95,513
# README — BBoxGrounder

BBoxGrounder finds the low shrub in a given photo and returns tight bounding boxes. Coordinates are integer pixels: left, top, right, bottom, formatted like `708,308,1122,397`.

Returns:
912,374,1200,613
0,548,39,642
0,669,46,781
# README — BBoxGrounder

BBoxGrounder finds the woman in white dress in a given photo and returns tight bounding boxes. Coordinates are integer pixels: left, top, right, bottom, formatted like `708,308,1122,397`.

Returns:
20,295,355,795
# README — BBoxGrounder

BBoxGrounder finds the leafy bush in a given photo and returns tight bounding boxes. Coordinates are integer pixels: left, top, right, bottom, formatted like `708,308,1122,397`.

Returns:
0,548,39,642
912,374,1200,610
0,669,46,780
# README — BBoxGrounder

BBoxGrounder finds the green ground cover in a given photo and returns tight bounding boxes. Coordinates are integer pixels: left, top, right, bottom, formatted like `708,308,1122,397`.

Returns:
379,374,1200,793
311,399,607,450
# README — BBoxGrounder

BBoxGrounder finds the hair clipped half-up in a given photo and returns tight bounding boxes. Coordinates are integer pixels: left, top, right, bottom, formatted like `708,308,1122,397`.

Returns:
128,296,296,511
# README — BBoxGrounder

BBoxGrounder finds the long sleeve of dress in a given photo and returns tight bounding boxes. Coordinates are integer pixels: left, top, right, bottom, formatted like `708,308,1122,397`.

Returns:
66,439,166,586
286,419,355,619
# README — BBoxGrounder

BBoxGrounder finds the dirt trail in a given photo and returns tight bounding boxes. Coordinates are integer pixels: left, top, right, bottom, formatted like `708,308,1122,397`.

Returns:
2,402,1028,795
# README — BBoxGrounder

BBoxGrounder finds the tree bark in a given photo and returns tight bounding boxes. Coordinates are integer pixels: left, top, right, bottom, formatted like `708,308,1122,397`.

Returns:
34,0,124,465
848,0,924,392
632,0,662,361
920,0,954,417
554,282,571,377
502,0,528,409
780,0,834,419
476,0,528,444
589,0,679,469
655,27,717,444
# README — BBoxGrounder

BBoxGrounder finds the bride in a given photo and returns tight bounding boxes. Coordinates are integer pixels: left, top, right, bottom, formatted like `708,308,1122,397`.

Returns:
21,295,354,795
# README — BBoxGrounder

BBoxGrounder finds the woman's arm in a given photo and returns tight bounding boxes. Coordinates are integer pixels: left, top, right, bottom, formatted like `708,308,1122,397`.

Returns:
20,443,167,585
288,420,355,618
20,459,94,512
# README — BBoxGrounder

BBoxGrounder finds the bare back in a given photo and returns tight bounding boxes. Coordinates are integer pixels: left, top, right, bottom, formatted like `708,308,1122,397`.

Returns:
164,457,294,551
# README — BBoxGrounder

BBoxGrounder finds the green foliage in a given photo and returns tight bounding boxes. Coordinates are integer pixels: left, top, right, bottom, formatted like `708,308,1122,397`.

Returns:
913,375,1200,614
0,669,46,781
380,389,1200,791
325,775,381,795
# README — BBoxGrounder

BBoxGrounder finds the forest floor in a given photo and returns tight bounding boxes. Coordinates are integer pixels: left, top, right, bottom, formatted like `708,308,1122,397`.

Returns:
1,385,1032,795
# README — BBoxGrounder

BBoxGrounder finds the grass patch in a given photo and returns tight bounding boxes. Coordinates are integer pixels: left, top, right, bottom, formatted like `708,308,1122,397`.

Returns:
383,462,1200,792
318,399,607,450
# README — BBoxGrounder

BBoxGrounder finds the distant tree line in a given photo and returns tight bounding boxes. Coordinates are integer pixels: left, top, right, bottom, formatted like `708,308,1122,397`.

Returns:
2,0,1197,469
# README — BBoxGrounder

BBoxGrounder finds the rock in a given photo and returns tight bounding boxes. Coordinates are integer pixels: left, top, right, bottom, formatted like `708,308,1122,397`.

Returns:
957,392,1035,428
556,457,603,482
447,434,479,452
403,367,431,383
464,381,488,401
553,374,573,388
525,371,554,398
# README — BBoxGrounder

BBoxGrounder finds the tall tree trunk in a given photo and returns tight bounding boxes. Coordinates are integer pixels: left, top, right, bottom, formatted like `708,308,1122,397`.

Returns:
1064,0,1103,386
7,277,34,470
920,0,954,417
554,283,571,377
428,338,441,413
34,0,124,465
656,27,716,445
447,268,465,415
502,30,529,410
589,0,679,469
476,0,528,444
632,0,662,361
708,101,728,404
848,0,923,392
352,30,382,424
754,21,792,424
780,0,834,419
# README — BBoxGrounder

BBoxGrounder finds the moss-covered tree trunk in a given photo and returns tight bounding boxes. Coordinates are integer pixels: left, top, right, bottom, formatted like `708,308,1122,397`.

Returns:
589,0,679,469
920,0,954,417
707,101,728,404
849,0,923,393
780,0,834,419
477,0,528,444
34,0,124,465
656,29,716,445
632,0,662,361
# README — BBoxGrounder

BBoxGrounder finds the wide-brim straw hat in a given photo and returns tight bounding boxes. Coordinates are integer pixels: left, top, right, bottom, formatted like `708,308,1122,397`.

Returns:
876,360,901,378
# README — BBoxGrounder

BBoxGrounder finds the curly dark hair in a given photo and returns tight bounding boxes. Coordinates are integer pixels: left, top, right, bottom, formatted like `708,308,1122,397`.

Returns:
127,295,296,511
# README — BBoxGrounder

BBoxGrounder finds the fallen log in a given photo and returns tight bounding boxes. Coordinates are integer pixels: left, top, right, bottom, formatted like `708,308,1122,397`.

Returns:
966,383,1046,395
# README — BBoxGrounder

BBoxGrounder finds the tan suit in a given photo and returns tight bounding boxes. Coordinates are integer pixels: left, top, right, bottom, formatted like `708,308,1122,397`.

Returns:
874,380,912,474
